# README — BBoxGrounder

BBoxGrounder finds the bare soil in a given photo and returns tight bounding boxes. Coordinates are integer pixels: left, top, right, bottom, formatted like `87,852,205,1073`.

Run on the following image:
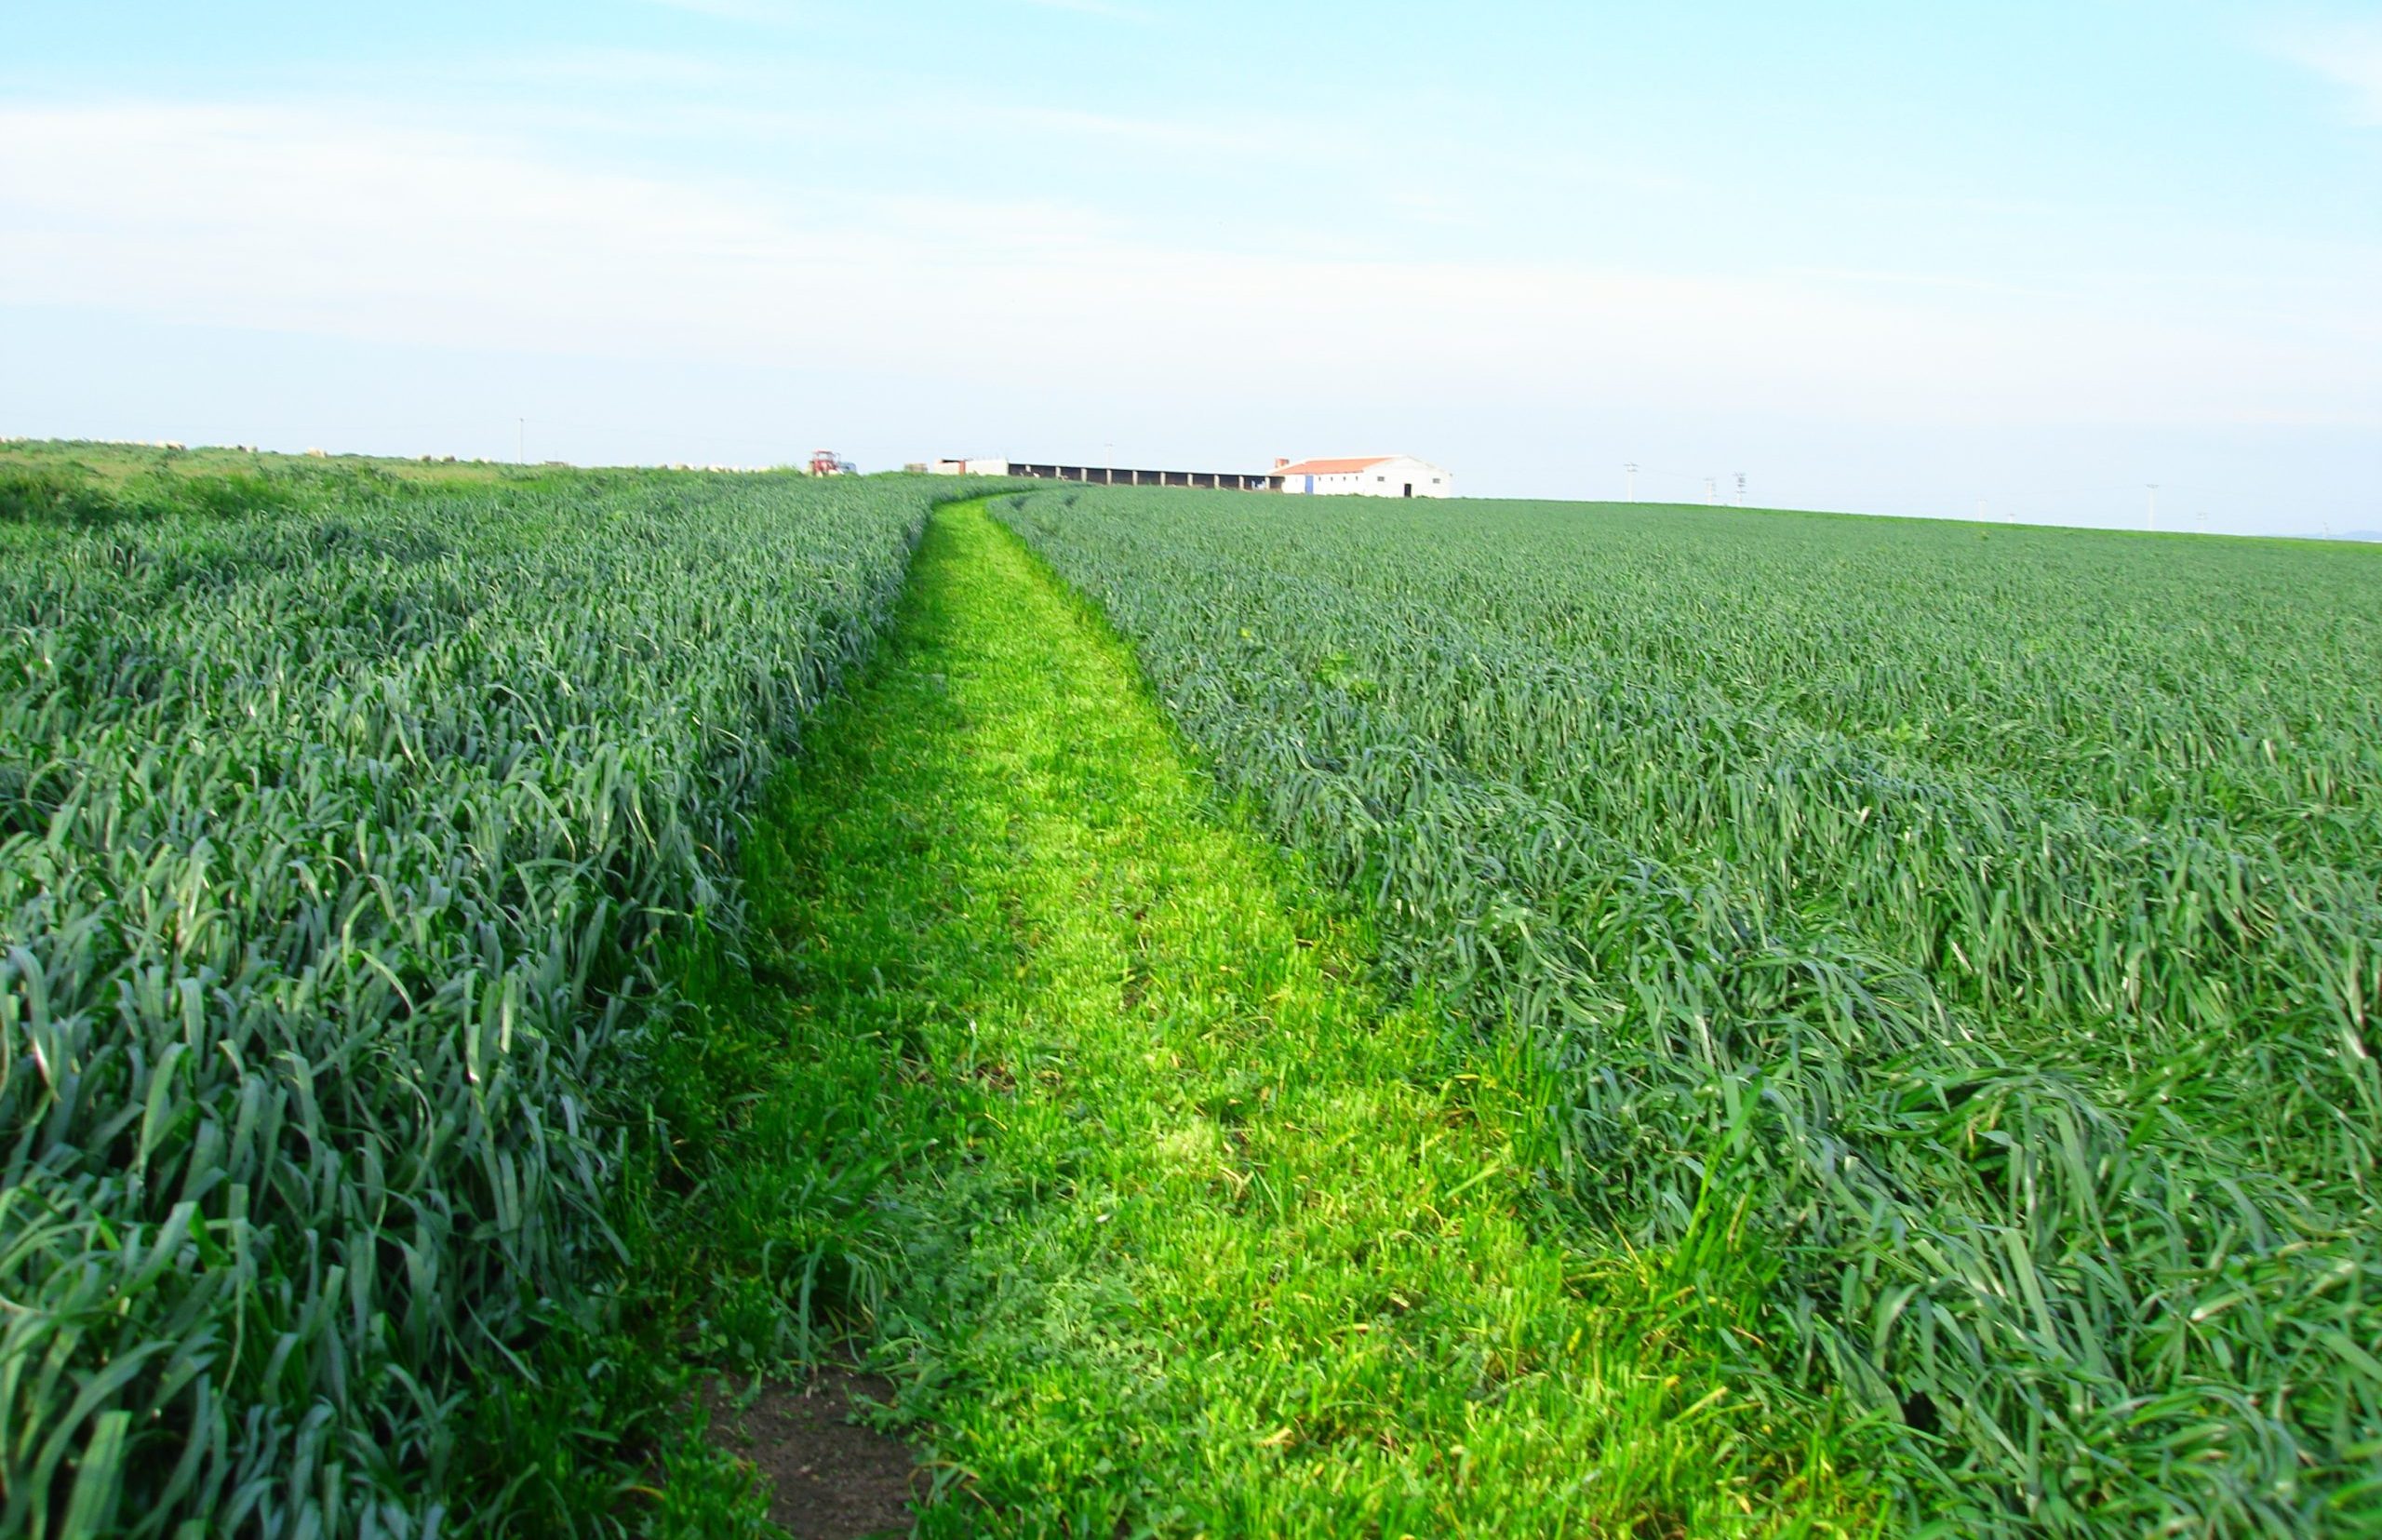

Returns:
702,1369,920,1538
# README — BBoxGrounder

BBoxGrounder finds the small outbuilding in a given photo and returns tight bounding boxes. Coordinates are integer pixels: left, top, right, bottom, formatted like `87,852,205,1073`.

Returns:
1274,455,1452,498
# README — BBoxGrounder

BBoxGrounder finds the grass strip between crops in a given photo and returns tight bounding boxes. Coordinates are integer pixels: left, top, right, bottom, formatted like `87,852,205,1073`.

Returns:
580,497,1885,1535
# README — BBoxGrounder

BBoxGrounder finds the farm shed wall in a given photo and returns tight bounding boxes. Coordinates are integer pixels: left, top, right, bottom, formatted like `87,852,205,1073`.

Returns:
1278,455,1453,498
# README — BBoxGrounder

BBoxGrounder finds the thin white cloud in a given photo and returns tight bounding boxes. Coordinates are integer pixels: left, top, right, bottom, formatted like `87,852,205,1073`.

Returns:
1786,267,2091,302
2268,20,2382,125
990,103,1318,156
0,100,2371,433
454,47,771,89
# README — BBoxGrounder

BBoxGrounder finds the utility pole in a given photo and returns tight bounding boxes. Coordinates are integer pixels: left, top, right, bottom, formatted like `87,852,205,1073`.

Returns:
1704,476,1717,505
1105,441,1114,487
1625,462,1638,502
2146,483,2159,531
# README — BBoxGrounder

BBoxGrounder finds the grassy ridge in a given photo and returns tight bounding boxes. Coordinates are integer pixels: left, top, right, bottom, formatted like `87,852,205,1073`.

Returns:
660,499,1880,1533
0,453,959,1534
0,439,534,529
995,488,2382,1534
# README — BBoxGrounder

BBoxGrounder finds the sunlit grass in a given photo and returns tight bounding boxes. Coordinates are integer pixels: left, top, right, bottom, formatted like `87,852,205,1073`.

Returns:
658,499,1882,1534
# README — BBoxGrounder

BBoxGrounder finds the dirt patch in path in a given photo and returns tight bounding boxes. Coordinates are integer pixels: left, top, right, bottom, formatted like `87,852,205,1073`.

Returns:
702,1369,920,1538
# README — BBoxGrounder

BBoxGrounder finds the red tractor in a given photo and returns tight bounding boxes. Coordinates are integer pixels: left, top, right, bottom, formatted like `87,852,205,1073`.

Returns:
809,449,858,476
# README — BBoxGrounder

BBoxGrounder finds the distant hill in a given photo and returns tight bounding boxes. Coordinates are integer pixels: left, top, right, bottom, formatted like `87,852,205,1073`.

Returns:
2337,529,2382,542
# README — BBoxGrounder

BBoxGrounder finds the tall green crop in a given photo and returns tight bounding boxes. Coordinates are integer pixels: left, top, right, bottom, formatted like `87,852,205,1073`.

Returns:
998,489,2382,1536
0,463,962,1535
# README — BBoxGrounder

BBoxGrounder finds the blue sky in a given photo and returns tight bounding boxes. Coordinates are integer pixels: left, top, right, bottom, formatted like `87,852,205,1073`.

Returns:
3,1,2377,533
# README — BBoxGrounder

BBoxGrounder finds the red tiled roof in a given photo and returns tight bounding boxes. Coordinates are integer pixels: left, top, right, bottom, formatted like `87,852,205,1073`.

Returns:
1275,456,1393,476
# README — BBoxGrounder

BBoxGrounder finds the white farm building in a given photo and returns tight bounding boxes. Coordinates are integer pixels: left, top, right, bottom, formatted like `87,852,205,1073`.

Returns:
1274,455,1452,498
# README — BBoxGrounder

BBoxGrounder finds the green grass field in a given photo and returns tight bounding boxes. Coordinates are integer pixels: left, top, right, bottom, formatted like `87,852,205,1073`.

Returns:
0,445,961,1534
638,499,1878,1535
4,444,2375,1536
996,487,2382,1535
